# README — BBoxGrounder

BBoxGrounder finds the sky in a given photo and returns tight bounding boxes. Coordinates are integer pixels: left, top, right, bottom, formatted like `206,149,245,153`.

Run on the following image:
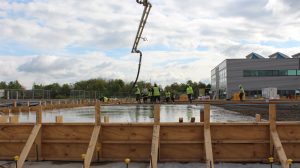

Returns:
0,0,300,89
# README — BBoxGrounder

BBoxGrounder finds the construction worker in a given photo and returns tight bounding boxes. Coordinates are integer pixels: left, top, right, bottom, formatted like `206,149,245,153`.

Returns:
165,90,171,103
171,90,176,103
134,85,141,103
239,85,245,101
153,83,160,103
141,85,148,103
100,96,108,103
186,84,194,103
148,86,153,103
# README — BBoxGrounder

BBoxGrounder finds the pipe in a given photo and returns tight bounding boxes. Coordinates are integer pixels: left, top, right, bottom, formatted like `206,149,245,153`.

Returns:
132,50,142,90
131,0,152,90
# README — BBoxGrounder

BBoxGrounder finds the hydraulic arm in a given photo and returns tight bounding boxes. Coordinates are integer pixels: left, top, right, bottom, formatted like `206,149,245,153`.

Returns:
131,0,152,89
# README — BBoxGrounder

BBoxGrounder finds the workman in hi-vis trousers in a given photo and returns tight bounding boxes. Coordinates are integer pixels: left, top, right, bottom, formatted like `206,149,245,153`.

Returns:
239,84,245,101
134,85,141,103
186,85,194,103
153,83,160,103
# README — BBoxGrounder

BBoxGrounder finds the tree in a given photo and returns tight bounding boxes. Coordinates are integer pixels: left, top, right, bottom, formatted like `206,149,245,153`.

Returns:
7,80,23,90
0,81,7,89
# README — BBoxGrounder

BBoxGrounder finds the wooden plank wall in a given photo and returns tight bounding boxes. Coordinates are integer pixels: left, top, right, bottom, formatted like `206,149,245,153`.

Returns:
0,122,300,162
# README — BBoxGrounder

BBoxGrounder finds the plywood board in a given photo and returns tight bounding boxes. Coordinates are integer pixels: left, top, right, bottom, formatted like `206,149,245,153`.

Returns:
160,125,203,141
211,125,269,141
101,126,153,141
42,143,88,160
42,125,93,140
0,125,34,140
159,144,203,161
101,144,151,161
213,143,269,161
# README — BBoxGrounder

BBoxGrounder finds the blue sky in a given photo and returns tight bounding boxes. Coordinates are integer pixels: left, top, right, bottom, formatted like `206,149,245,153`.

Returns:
0,0,300,88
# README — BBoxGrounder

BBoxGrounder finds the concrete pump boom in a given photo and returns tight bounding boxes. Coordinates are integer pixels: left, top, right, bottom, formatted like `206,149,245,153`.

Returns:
131,0,152,89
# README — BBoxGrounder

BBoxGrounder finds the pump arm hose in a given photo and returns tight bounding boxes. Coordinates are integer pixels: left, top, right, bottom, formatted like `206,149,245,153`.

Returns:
131,0,152,90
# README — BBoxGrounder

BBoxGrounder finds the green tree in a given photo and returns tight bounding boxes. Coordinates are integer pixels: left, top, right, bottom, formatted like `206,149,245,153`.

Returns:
0,81,7,89
7,80,23,90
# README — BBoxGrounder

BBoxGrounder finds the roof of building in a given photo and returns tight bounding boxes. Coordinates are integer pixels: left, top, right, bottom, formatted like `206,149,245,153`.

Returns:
268,52,290,59
292,53,300,58
245,52,265,59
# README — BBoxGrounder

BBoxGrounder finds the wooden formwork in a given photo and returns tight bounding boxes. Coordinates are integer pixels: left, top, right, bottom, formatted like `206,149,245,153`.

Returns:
0,102,299,168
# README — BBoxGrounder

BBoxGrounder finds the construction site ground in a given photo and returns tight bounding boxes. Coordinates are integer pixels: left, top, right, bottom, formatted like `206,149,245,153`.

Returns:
1,161,299,168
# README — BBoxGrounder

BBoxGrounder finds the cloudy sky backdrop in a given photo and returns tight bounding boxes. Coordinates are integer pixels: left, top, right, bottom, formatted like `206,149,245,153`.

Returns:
0,0,300,88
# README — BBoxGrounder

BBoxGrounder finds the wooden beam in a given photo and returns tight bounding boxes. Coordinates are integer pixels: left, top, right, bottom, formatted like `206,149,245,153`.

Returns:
36,106,42,124
270,130,289,168
35,127,42,161
269,104,289,168
84,125,101,168
204,104,214,168
154,104,160,124
95,100,101,125
269,104,276,158
255,114,261,122
149,125,160,168
17,124,41,168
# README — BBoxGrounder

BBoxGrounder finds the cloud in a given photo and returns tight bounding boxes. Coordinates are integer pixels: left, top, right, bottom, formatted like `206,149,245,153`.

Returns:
0,0,300,88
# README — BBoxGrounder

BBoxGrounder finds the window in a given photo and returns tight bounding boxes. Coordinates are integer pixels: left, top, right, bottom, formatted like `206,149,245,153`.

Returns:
243,69,300,77
272,70,279,76
279,70,288,76
244,70,257,77
258,70,273,77
288,70,297,76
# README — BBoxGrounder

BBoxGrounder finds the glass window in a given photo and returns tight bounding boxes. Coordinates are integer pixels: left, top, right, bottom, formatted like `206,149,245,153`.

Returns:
272,70,279,76
297,70,300,76
244,70,257,77
279,70,288,76
258,70,273,77
288,70,297,76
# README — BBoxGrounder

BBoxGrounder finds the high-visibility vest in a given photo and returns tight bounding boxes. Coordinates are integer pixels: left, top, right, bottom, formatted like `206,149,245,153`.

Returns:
148,89,152,96
153,87,160,96
186,86,193,94
104,97,108,103
165,91,171,98
240,87,245,94
135,87,140,95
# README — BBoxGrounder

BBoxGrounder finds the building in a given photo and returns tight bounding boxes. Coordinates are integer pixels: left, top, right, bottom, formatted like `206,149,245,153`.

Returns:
211,52,300,99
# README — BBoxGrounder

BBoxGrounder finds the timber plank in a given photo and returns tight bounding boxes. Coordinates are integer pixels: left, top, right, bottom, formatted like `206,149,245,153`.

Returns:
84,125,101,168
204,104,214,168
17,124,41,168
160,126,203,141
211,125,269,141
42,125,93,140
101,126,152,141
271,130,289,168
159,144,203,161
101,144,151,161
213,143,269,160
150,125,160,168
42,143,88,161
